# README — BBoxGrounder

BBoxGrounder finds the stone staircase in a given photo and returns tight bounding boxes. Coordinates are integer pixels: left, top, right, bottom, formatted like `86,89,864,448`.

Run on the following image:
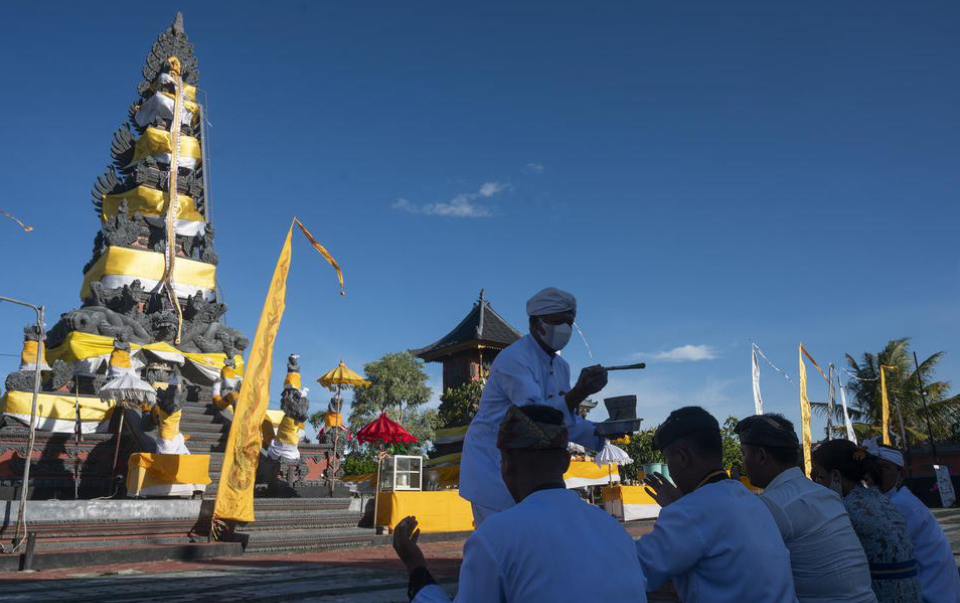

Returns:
0,395,379,570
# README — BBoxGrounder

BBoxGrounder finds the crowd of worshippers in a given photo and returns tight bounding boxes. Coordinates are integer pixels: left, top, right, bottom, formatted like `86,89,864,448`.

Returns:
392,404,960,603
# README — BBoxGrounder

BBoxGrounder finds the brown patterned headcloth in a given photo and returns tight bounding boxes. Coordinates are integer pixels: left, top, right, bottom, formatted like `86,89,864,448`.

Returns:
497,405,568,451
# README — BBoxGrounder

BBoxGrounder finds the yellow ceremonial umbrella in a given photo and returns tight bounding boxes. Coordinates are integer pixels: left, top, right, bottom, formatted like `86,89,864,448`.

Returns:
318,360,371,487
319,360,371,389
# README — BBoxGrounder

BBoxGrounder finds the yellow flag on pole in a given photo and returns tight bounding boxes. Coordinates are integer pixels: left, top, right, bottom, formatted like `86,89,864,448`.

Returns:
880,365,893,445
798,344,813,477
213,218,342,523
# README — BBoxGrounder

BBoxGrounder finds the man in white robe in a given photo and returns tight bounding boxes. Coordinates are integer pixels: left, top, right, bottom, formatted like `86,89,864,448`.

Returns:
460,287,610,525
393,404,648,603
865,439,960,603
736,414,877,603
636,406,798,603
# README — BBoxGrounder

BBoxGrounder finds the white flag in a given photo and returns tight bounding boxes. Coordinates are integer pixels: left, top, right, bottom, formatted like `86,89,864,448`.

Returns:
752,346,764,415
838,375,857,443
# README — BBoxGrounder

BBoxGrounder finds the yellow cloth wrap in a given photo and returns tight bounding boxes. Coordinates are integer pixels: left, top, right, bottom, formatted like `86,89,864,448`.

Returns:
214,390,238,411
80,246,216,301
277,415,303,446
20,340,47,367
324,412,343,428
153,81,196,101
110,349,132,369
284,372,302,391
45,331,244,376
101,186,205,224
156,407,182,440
1,390,115,423
221,366,237,380
157,90,199,116
133,127,201,162
375,491,474,533
264,409,284,429
127,453,211,493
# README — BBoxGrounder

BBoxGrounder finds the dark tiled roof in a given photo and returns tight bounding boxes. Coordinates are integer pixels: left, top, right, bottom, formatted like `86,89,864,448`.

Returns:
414,291,522,361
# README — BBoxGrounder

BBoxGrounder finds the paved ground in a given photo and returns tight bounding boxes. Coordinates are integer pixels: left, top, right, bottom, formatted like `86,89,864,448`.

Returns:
0,524,674,602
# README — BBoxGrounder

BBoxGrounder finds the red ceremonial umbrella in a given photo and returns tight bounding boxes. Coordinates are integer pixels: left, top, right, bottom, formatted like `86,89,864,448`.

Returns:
356,412,418,446
358,412,417,534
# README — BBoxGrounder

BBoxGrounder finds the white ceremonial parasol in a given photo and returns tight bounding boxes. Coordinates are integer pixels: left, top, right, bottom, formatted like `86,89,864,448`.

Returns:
595,441,633,485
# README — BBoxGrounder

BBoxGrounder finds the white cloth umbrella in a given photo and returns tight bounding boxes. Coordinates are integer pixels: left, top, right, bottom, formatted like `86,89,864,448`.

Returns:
595,441,633,486
99,371,156,408
595,441,633,467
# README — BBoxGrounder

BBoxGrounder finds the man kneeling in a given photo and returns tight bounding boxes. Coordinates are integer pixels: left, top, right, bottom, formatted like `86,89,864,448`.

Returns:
393,404,648,602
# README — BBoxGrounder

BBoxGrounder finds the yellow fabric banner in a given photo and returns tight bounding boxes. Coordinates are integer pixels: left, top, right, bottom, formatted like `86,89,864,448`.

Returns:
799,345,813,477
880,366,892,445
101,186,204,224
80,246,216,301
213,218,343,523
214,224,294,522
45,331,244,375
294,219,345,295
133,127,201,162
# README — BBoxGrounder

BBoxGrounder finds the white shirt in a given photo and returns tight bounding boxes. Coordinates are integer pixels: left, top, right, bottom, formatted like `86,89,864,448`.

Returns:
760,467,877,603
414,488,648,603
460,335,604,511
889,486,960,603
636,479,798,603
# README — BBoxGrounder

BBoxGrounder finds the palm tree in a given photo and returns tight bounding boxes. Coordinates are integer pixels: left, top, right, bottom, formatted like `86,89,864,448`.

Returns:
814,338,960,444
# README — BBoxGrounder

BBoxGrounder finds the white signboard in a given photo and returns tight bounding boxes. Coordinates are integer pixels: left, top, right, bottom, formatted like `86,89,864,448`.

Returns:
933,465,956,508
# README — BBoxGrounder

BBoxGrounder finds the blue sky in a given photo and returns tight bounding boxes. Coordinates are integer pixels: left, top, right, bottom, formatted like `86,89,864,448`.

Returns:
1,2,958,439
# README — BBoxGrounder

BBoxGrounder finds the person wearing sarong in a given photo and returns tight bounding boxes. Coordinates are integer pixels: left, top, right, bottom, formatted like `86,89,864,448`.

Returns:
811,440,922,603
863,439,959,603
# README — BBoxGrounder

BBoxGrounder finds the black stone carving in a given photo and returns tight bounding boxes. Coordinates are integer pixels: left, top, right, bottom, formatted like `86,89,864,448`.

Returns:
156,375,186,415
8,13,245,407
280,389,310,424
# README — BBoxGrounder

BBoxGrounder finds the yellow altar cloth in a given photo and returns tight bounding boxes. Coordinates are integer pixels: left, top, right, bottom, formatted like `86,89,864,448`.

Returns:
375,490,474,533
1,391,115,433
127,453,211,497
564,460,620,488
602,484,660,521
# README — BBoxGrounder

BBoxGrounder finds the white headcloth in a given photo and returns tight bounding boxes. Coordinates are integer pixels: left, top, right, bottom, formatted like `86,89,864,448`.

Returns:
526,287,577,317
863,437,905,468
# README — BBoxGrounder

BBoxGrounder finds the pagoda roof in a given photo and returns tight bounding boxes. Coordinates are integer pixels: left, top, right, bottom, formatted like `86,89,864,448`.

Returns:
414,290,522,362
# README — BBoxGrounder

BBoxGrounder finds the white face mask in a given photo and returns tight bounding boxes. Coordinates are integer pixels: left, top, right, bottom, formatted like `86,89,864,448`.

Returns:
538,320,573,352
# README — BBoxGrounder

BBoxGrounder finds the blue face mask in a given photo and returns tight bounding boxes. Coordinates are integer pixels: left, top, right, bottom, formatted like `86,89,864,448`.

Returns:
538,320,573,352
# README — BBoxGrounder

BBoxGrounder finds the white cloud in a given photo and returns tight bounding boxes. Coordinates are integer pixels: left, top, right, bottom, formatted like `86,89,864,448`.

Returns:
479,181,507,197
636,344,719,363
525,162,545,173
393,181,510,218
